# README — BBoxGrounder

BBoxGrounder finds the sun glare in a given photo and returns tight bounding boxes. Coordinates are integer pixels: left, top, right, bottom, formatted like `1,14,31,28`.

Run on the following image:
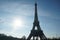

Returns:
12,18,23,30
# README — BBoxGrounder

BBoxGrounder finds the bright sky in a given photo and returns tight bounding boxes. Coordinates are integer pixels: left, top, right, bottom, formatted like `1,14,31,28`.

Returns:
0,0,60,38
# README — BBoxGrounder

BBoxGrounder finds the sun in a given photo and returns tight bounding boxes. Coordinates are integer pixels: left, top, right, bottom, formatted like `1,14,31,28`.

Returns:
12,18,23,30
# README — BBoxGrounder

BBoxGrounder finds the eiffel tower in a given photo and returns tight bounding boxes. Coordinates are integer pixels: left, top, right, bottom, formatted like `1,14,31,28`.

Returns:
27,2,47,40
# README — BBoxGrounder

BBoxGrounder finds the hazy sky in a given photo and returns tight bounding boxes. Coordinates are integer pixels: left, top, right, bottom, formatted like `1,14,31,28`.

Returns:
0,0,60,38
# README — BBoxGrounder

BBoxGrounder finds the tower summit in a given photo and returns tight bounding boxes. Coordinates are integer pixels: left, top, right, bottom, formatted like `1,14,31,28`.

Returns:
27,1,47,40
34,2,38,21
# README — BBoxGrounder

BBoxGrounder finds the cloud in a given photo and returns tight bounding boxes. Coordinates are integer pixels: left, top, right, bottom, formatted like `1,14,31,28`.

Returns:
38,9,51,17
0,18,5,24
0,1,51,17
38,9,60,20
0,2,34,17
0,17,13,25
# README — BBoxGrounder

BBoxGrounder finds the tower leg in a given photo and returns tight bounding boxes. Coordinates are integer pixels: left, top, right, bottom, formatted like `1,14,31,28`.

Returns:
33,36,34,40
36,36,38,40
27,34,32,40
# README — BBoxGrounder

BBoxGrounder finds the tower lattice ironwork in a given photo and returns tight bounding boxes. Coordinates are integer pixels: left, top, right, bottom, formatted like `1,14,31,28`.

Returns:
27,2,47,40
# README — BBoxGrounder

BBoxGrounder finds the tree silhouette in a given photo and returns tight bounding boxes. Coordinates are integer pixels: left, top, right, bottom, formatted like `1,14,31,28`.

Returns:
0,34,60,40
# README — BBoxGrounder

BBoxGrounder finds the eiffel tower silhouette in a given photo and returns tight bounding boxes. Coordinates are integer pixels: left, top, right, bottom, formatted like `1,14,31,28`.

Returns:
27,2,47,40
